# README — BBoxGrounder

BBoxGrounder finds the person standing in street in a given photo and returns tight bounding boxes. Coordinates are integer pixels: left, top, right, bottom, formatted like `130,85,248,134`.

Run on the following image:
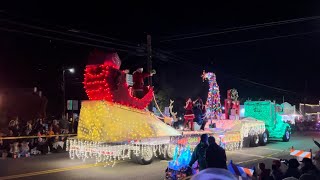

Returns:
188,134,209,171
205,136,227,169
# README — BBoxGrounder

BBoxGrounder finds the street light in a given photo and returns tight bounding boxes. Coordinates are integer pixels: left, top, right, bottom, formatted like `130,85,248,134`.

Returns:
68,68,75,73
62,67,75,119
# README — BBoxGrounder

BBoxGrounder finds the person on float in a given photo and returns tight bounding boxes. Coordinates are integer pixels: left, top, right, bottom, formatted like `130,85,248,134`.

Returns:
183,98,194,130
193,97,205,130
200,104,207,130
132,67,156,99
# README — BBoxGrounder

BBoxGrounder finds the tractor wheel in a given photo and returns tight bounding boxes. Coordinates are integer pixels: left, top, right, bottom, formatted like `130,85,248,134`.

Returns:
250,134,260,147
259,131,268,146
283,128,290,142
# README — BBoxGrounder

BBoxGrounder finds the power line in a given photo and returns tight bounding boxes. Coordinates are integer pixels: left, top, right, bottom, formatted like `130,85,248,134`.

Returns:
0,19,303,95
161,15,320,42
0,27,136,53
155,49,300,95
172,30,320,52
1,19,142,51
0,10,138,46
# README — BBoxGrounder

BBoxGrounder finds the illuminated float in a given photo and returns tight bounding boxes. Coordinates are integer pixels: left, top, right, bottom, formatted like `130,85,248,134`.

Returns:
67,51,289,170
67,51,213,166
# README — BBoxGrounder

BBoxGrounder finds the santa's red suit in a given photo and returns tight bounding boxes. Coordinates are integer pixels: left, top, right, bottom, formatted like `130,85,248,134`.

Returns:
132,71,152,98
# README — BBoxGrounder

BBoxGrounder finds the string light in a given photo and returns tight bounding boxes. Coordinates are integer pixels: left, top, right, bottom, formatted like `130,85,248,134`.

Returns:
202,71,222,119
84,64,153,109
244,101,289,138
299,103,320,107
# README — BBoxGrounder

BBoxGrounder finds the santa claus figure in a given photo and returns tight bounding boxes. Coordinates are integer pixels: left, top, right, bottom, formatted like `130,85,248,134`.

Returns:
132,68,156,99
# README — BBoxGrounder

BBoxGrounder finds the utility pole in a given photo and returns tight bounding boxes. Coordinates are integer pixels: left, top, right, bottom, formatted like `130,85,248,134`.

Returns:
303,80,308,117
147,34,153,111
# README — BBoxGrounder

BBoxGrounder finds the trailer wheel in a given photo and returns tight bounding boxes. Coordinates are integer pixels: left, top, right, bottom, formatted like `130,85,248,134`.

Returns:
156,145,166,160
283,128,290,142
157,144,175,160
259,131,268,146
250,134,260,147
165,144,176,159
131,146,154,165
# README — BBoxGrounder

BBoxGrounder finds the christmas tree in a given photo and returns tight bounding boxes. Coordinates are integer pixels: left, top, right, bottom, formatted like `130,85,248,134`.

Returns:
202,70,222,119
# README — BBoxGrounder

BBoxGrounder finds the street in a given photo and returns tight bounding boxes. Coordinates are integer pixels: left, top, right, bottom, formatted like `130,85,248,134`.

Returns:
0,132,319,180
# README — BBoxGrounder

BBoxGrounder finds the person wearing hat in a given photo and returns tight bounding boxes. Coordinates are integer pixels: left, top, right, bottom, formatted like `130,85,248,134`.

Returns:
300,157,319,177
271,160,284,180
188,134,209,171
132,68,156,99
283,159,301,179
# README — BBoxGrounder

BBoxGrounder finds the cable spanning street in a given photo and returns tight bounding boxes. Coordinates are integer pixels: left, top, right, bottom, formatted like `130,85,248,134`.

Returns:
0,132,319,180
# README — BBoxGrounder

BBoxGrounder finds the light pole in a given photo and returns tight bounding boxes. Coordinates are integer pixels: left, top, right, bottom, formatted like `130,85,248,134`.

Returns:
62,67,75,119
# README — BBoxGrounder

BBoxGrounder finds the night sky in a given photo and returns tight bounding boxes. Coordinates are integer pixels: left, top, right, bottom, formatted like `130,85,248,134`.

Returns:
1,1,320,115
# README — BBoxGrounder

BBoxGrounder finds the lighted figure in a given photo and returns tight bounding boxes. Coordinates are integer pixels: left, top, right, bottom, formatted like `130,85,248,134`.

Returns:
132,68,156,99
224,89,240,120
84,51,154,109
184,98,195,130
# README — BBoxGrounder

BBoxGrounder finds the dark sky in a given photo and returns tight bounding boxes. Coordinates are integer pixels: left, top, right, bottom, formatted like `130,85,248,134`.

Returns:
1,1,320,114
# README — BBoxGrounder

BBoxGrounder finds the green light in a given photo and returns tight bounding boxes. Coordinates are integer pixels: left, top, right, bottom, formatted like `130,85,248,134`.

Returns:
244,101,290,139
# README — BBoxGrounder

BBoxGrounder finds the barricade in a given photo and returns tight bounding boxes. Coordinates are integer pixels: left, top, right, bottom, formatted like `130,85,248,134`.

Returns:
228,160,254,179
290,146,312,159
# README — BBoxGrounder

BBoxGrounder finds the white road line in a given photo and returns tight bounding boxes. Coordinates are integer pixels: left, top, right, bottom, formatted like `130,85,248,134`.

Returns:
229,151,279,160
255,147,286,152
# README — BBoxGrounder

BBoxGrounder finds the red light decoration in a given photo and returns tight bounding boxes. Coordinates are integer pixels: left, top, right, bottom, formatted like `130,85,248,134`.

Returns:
84,64,153,109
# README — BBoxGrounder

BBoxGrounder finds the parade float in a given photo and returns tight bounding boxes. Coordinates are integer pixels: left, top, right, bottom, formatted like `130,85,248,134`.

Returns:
67,51,214,166
67,51,288,171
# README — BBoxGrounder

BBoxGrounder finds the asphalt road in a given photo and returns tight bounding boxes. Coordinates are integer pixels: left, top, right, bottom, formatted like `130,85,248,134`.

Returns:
0,132,319,180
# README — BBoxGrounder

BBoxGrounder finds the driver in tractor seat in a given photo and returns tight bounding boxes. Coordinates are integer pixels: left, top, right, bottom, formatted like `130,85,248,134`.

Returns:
132,68,156,99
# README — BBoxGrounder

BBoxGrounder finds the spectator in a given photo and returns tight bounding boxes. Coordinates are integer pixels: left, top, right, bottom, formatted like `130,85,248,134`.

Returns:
33,118,45,135
52,133,64,153
23,121,33,136
299,173,317,180
283,177,298,180
205,136,227,169
59,117,69,133
9,117,20,136
47,126,54,136
284,159,301,179
36,137,48,155
52,120,60,134
189,134,208,171
300,158,319,177
271,160,283,180
191,168,237,180
258,163,271,180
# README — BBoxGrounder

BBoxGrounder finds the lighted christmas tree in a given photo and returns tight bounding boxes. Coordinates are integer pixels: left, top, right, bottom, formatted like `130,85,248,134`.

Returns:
202,70,222,119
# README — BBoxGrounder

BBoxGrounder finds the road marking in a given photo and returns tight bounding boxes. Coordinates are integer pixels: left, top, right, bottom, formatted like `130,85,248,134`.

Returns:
160,160,170,163
229,150,284,161
235,151,285,164
255,147,285,152
0,161,128,180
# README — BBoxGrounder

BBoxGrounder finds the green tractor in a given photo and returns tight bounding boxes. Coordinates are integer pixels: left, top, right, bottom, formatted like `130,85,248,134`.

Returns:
244,101,291,144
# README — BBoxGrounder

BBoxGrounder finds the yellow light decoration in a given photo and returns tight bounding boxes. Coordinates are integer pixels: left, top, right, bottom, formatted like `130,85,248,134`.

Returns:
299,103,320,107
77,100,181,142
